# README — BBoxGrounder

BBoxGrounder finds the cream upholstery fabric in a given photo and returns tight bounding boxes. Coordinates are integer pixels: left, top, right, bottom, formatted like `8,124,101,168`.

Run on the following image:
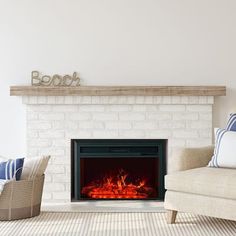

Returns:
165,167,236,200
164,191,236,221
168,146,214,173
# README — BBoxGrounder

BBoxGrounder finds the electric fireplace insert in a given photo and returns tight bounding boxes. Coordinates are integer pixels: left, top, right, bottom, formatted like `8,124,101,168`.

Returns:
71,139,167,201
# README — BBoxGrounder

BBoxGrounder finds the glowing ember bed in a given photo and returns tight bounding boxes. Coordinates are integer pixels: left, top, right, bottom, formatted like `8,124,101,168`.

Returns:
71,139,167,201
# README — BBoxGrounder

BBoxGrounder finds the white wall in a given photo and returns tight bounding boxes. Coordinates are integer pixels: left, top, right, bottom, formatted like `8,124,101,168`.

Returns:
0,0,235,157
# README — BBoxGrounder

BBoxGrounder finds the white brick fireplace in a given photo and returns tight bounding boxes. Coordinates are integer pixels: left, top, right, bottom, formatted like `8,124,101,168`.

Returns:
23,95,213,203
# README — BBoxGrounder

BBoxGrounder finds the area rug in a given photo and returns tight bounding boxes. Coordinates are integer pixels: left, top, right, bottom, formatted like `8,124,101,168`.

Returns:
1,212,236,236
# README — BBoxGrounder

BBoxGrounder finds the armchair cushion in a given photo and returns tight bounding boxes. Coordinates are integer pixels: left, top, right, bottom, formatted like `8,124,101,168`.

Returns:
165,167,236,200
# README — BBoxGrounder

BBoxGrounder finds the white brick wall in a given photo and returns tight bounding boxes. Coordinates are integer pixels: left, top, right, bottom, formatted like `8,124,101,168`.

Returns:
23,96,214,203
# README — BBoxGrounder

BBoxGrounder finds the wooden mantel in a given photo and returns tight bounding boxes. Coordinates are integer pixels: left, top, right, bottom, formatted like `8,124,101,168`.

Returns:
10,86,226,96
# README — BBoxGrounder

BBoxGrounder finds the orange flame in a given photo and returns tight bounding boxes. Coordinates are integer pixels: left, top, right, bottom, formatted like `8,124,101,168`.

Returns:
82,169,154,199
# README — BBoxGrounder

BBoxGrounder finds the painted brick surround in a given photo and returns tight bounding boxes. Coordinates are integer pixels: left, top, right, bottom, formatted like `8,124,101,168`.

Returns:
23,95,213,203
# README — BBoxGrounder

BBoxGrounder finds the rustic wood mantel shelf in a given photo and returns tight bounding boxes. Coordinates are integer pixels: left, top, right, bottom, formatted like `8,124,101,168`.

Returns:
10,86,226,96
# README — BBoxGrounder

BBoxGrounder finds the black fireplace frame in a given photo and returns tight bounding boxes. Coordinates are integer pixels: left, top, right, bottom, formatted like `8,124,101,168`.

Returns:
71,139,167,201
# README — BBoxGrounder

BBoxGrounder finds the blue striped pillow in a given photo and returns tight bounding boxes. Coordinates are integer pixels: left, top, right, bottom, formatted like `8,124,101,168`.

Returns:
208,129,227,167
0,158,24,180
226,113,236,131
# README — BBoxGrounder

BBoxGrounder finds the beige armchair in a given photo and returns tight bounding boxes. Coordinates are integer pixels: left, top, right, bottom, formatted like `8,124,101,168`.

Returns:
0,175,44,220
164,146,236,223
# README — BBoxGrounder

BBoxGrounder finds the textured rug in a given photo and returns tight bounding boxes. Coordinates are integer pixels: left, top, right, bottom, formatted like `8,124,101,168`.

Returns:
1,212,236,236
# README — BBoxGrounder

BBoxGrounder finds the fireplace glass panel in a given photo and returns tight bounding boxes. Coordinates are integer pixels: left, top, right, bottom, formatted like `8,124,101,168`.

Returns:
80,157,159,199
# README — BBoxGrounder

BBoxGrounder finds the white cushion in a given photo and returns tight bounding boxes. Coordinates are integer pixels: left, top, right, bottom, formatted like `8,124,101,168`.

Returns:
21,156,50,180
208,129,236,168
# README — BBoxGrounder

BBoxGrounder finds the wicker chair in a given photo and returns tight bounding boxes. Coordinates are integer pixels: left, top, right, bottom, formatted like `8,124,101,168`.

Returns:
0,175,45,221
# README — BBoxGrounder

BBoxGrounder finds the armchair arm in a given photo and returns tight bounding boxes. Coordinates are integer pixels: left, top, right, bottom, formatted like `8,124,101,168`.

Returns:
168,146,214,173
